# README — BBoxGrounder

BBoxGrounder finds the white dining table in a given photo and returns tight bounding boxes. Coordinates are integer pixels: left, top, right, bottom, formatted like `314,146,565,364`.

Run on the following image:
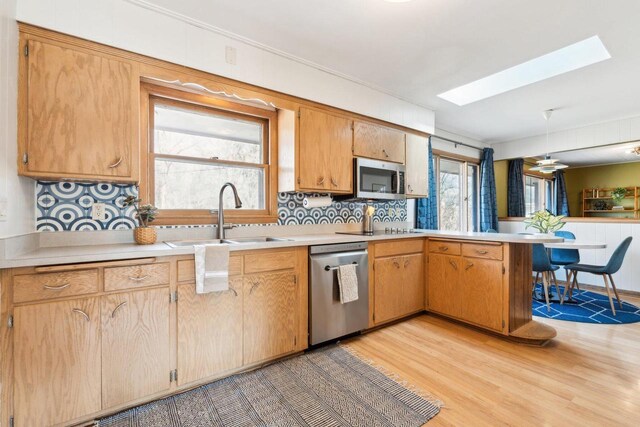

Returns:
543,240,607,250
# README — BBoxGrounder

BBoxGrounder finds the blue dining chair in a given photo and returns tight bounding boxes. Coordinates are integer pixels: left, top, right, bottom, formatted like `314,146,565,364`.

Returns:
563,236,633,315
550,230,580,293
532,243,561,311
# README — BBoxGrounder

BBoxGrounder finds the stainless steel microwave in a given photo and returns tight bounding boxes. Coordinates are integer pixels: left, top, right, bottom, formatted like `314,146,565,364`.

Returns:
355,158,406,200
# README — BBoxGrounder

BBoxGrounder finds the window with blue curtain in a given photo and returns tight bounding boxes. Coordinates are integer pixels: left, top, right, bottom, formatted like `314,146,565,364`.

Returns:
416,137,438,229
479,148,498,231
507,158,525,216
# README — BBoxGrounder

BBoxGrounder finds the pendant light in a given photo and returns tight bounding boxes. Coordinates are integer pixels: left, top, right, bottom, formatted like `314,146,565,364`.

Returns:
530,109,569,173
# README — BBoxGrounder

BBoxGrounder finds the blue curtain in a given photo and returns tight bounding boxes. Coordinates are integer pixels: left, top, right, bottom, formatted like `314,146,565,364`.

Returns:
555,169,570,216
507,159,525,217
479,148,498,232
416,137,438,229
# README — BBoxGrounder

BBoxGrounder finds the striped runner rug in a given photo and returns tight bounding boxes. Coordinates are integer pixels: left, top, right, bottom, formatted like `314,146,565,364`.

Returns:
99,345,441,427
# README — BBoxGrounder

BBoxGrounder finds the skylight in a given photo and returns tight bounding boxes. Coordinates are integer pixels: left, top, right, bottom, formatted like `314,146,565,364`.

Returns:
437,36,611,106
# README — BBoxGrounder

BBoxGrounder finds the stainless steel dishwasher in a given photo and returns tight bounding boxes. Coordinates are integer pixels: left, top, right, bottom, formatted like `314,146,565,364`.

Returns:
309,242,369,346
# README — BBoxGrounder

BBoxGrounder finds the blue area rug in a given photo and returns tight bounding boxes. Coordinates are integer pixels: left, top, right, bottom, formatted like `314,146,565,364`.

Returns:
533,284,640,324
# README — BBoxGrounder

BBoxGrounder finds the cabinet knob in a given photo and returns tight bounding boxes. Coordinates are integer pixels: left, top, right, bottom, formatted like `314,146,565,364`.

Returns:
108,156,123,168
72,308,90,322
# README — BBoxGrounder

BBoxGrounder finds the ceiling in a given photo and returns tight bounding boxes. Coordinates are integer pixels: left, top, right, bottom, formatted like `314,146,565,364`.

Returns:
534,141,640,168
143,0,640,144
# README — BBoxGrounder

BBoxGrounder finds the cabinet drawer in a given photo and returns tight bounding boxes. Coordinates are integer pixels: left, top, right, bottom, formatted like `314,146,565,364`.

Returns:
13,269,99,303
429,240,461,255
462,243,503,260
244,251,297,274
177,256,243,283
375,239,424,257
104,263,170,291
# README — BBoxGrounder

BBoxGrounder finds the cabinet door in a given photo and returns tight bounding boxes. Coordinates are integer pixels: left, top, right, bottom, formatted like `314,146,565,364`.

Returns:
14,297,101,426
373,257,403,324
405,134,429,197
243,272,298,365
402,253,425,313
460,257,504,331
427,254,461,318
101,288,171,409
298,108,352,193
177,279,243,385
353,121,405,163
23,39,137,180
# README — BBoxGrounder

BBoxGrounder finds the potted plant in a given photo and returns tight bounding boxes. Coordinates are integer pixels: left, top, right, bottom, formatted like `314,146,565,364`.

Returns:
524,210,566,235
611,187,627,210
123,196,159,244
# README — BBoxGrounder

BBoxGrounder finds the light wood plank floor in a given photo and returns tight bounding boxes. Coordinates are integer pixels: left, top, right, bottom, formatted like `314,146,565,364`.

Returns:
344,294,640,426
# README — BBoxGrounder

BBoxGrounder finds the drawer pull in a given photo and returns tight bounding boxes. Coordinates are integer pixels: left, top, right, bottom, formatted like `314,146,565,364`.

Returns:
448,259,458,270
476,250,489,255
331,177,338,187
72,308,90,322
317,177,325,185
465,262,474,271
108,156,123,168
382,149,390,158
128,275,149,282
43,283,70,291
111,301,127,318
438,246,449,251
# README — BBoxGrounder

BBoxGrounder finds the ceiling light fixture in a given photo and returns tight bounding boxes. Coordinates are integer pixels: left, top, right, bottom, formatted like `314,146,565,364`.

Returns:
530,109,569,174
437,36,611,106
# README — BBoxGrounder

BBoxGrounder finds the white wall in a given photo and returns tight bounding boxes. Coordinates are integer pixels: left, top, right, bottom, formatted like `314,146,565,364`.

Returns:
432,128,488,160
499,220,639,292
493,114,640,160
16,0,435,134
0,0,35,238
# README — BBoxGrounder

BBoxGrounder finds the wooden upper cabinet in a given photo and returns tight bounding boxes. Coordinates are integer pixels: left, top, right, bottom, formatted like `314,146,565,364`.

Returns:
13,297,101,427
405,134,429,197
19,37,138,182
353,121,405,164
297,107,353,193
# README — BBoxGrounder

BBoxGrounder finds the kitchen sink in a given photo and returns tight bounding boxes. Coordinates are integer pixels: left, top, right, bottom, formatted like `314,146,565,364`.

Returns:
222,237,293,244
165,237,292,248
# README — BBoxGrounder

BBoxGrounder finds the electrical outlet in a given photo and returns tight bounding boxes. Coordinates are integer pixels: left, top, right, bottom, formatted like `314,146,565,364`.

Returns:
92,202,106,221
225,46,237,65
388,207,394,217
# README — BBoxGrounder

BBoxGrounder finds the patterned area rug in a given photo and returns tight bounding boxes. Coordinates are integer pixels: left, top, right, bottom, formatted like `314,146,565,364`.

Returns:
99,345,442,427
533,284,640,324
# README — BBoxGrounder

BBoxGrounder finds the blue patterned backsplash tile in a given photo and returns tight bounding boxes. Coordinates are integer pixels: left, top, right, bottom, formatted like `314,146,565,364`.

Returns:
36,181,407,231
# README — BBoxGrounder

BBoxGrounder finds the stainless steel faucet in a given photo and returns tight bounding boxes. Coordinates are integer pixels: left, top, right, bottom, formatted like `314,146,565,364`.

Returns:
217,182,243,240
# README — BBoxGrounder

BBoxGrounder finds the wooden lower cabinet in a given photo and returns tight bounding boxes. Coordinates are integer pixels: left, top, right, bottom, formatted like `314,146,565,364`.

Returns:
243,272,298,365
101,288,171,408
427,254,462,318
459,258,504,331
13,297,102,427
177,278,243,386
372,240,425,325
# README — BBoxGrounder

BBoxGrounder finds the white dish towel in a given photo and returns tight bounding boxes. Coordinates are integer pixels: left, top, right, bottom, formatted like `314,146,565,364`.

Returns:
194,244,230,294
337,264,359,304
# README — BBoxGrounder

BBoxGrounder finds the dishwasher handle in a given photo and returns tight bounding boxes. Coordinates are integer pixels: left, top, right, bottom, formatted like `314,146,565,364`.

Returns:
324,261,358,271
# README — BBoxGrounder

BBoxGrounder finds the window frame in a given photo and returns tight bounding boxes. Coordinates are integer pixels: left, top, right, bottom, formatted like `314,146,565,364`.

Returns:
523,172,555,216
140,83,279,225
433,151,480,232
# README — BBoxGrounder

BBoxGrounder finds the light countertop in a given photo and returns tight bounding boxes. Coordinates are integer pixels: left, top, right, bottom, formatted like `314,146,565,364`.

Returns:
0,230,562,269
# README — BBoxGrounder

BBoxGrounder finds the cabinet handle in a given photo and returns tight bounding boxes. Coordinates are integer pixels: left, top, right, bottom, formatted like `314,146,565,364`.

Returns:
465,262,474,271
72,308,90,322
404,259,410,268
438,246,449,251
382,149,390,158
43,283,70,291
408,184,413,193
393,259,400,268
128,275,149,282
229,288,238,297
476,250,488,255
111,301,127,318
108,156,123,168
448,259,458,270
249,281,260,294
331,177,338,187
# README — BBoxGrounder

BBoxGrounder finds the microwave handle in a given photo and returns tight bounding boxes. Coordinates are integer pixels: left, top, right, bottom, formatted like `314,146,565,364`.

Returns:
396,170,402,194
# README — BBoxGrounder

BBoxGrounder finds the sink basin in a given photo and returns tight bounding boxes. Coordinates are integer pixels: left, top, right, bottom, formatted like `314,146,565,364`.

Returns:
222,237,293,244
164,239,222,248
165,237,292,247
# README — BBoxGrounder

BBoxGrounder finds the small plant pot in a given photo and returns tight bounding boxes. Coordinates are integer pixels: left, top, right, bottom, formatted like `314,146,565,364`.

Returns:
134,227,157,245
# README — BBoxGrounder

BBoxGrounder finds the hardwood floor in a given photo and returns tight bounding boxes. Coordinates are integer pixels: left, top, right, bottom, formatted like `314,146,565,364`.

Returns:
344,294,640,427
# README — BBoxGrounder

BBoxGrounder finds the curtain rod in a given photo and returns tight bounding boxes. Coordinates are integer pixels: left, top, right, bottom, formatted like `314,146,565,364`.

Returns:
431,135,484,151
